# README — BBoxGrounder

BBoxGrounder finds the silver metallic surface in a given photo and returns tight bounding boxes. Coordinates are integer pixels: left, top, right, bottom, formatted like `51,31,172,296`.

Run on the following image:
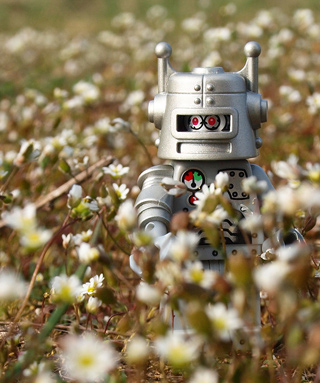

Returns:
149,41,267,160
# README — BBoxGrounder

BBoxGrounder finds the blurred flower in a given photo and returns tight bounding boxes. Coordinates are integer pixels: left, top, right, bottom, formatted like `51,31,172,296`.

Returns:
254,261,290,294
110,118,131,132
276,242,309,262
13,139,41,166
219,3,237,16
2,203,37,232
126,336,149,365
254,10,275,30
181,16,206,36
63,96,84,110
188,367,219,383
36,273,44,282
83,196,99,212
23,361,46,377
115,199,137,231
54,87,69,99
271,154,303,184
168,231,199,262
67,184,83,209
161,177,187,197
288,68,306,83
59,332,118,383
306,93,320,115
136,282,161,306
20,228,52,250
124,90,144,107
50,274,81,303
201,206,229,226
279,85,302,104
77,242,99,264
73,81,100,104
242,176,268,194
305,162,320,183
239,213,263,232
76,229,93,243
261,190,278,214
262,186,303,217
204,27,232,44
293,9,314,31
156,262,183,287
183,261,218,289
146,5,168,20
193,183,217,210
102,163,129,179
205,303,243,341
215,172,229,191
201,51,222,67
94,117,112,133
2,203,52,250
0,112,9,132
0,268,27,302
86,296,102,314
112,183,129,201
81,274,104,296
71,197,99,219
155,332,201,368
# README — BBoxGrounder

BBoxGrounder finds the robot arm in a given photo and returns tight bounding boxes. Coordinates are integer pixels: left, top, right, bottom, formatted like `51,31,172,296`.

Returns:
250,163,274,195
130,164,175,275
250,164,305,251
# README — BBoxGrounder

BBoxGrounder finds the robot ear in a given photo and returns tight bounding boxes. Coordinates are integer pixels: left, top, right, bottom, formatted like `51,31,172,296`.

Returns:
237,41,261,93
155,42,176,93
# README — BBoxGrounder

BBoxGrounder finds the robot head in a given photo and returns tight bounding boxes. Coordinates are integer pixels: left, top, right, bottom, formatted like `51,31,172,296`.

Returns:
148,42,268,161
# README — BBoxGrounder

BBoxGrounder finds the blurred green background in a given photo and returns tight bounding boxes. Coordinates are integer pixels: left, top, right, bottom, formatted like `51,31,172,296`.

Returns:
1,0,320,34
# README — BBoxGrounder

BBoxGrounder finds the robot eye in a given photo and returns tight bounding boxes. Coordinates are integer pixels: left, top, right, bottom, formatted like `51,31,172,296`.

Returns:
204,115,230,131
188,115,203,130
204,115,220,130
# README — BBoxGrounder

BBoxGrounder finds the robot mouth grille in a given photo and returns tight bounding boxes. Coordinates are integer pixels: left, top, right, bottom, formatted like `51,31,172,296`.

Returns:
177,142,231,154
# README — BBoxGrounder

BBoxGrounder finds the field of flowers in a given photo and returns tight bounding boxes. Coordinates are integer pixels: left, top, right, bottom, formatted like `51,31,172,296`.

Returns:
1,2,320,382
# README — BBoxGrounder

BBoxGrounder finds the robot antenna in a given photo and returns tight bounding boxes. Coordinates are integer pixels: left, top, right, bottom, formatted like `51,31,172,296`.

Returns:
155,42,175,93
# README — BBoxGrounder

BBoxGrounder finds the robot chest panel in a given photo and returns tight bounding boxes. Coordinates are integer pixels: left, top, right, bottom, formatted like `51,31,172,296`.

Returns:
171,161,253,213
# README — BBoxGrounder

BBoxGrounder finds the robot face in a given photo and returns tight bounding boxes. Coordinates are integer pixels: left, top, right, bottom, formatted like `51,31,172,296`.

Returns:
186,115,231,132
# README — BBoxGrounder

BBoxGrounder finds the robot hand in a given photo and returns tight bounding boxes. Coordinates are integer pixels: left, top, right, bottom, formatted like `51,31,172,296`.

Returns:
262,228,304,253
130,221,174,275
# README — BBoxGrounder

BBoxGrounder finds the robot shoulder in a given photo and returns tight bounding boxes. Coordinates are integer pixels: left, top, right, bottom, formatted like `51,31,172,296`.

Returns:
250,163,274,192
137,164,174,188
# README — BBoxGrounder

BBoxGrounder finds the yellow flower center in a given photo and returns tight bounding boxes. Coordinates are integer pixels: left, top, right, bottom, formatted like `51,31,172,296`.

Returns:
190,269,204,284
78,353,94,367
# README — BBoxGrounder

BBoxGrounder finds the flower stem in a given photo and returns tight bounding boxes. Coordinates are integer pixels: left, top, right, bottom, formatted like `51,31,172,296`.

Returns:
3,263,87,382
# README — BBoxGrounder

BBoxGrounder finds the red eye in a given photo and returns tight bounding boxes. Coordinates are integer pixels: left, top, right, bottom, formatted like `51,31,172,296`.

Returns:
208,117,216,125
188,115,203,130
205,115,220,130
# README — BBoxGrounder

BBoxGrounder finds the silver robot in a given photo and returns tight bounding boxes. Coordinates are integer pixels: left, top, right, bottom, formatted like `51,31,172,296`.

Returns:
130,41,302,330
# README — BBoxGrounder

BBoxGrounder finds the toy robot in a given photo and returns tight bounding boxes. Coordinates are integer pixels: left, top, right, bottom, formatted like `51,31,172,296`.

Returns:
130,41,303,331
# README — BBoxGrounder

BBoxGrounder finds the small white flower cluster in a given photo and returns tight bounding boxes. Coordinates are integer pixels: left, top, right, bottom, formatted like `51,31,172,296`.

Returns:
255,243,308,294
279,85,302,104
50,273,104,309
63,81,100,110
2,203,52,250
102,163,129,179
190,172,230,227
306,92,320,115
67,184,99,218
